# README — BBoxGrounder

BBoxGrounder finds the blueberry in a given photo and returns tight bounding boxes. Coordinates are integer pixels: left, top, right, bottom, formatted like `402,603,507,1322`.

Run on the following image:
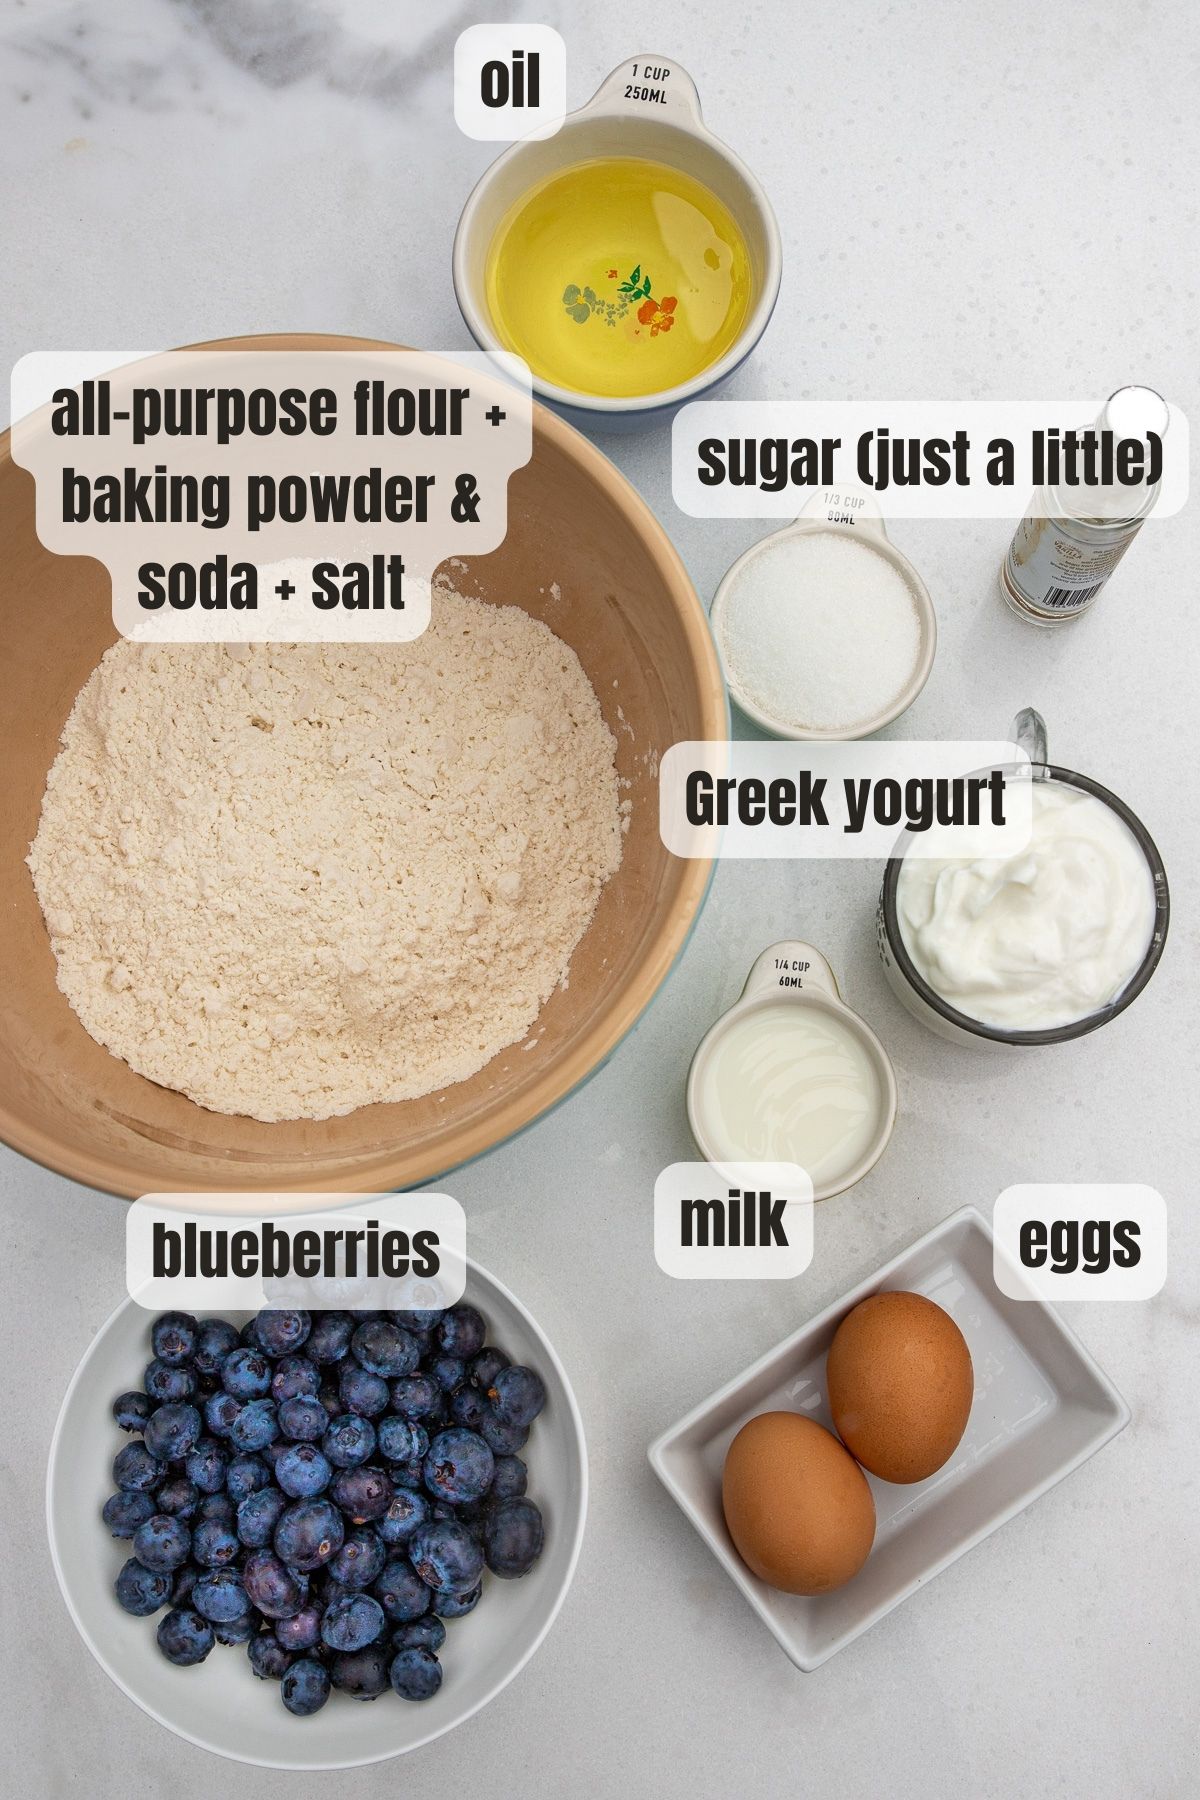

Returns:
192,1518,240,1567
278,1395,328,1442
437,1304,486,1360
392,1613,445,1653
373,1558,432,1624
487,1365,546,1428
328,1527,387,1591
484,1497,544,1578
469,1347,510,1390
408,1519,483,1595
144,1358,196,1404
236,1486,287,1548
247,1631,293,1680
229,1398,279,1453
427,1356,465,1393
330,1464,393,1524
225,1453,271,1502
221,1346,272,1400
132,1514,192,1572
490,1454,528,1501
304,1313,354,1365
431,1582,481,1618
281,1656,331,1716
102,1490,156,1538
193,1566,254,1624
321,1592,386,1653
112,1441,162,1492
329,1646,389,1700
376,1417,425,1463
478,1411,529,1458
151,1474,193,1517
192,1318,240,1379
316,1575,353,1609
242,1551,308,1620
151,1311,198,1368
351,1320,419,1379
213,1609,260,1646
184,1438,227,1494
115,1557,172,1616
156,1605,213,1665
449,1386,488,1431
144,1402,202,1463
387,1373,439,1421
112,1391,152,1433
274,1498,344,1572
322,1413,376,1469
198,1493,235,1525
389,1457,426,1492
275,1442,332,1499
171,1563,200,1607
204,1390,242,1438
376,1488,430,1547
274,1603,323,1652
259,1437,288,1473
390,1307,445,1332
271,1356,321,1404
250,1310,311,1357
338,1365,389,1418
423,1427,494,1505
389,1645,442,1701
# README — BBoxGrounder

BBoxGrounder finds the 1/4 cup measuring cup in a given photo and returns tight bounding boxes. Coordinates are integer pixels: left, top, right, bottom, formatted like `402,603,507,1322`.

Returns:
453,56,782,432
687,941,897,1202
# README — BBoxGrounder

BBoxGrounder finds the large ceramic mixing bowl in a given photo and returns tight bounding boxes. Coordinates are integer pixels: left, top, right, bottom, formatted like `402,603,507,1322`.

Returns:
0,333,725,1197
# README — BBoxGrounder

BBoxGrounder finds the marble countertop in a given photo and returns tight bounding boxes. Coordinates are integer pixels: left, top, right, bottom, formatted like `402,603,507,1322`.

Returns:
2,2,1197,1796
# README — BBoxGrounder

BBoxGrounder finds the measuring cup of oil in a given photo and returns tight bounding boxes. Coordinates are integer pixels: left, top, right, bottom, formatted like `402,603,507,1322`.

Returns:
453,56,782,431
687,942,897,1202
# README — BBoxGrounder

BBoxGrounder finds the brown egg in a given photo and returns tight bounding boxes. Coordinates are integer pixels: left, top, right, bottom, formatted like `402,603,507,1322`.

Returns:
827,1290,973,1484
721,1411,876,1595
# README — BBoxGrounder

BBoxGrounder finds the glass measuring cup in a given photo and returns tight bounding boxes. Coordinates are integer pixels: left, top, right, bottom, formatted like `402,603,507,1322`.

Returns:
877,710,1170,1046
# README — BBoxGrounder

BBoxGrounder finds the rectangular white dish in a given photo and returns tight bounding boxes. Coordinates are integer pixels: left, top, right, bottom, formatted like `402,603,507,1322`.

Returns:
647,1204,1130,1670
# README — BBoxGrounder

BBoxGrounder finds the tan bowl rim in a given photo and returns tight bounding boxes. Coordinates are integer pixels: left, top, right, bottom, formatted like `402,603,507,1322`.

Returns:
1,330,726,1197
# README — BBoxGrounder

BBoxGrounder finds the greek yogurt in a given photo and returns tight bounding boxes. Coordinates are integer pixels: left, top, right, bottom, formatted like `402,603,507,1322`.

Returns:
896,781,1157,1032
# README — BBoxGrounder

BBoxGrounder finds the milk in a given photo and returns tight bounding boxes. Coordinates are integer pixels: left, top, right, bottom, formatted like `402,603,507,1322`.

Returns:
693,1001,884,1187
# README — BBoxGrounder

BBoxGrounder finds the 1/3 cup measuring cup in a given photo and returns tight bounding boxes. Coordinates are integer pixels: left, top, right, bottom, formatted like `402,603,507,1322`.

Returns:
687,941,897,1202
453,56,782,432
709,490,938,740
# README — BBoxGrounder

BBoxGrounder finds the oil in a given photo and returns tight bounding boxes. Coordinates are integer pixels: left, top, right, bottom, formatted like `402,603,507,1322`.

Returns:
484,156,752,398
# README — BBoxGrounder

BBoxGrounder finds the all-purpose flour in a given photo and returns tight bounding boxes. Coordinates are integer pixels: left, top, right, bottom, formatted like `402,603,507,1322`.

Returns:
28,592,624,1121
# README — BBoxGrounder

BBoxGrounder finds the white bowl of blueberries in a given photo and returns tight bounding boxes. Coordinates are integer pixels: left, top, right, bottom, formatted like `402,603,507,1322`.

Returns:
46,1267,587,1769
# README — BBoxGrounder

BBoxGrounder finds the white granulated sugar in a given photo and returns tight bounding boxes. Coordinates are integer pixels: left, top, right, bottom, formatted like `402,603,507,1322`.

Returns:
28,591,623,1121
720,533,922,731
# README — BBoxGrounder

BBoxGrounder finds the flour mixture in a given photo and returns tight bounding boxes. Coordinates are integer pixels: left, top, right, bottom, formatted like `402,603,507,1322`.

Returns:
28,592,624,1120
